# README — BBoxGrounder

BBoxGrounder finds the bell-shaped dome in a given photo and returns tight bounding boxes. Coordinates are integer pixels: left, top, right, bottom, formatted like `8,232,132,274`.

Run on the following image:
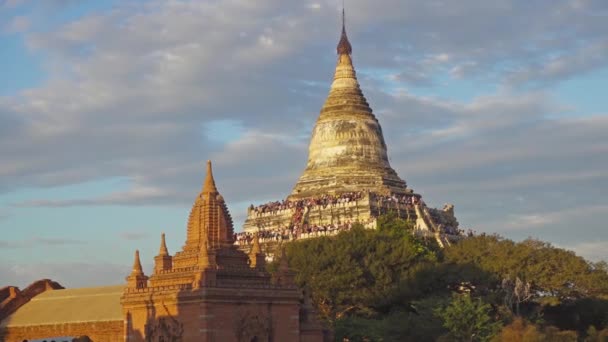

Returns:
289,18,408,200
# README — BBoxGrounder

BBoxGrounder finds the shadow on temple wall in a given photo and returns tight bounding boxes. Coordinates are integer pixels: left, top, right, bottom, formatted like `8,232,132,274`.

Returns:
125,294,270,342
125,286,327,342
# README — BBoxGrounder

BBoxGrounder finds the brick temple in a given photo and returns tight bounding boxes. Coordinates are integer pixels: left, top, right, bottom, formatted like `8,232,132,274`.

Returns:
0,162,325,342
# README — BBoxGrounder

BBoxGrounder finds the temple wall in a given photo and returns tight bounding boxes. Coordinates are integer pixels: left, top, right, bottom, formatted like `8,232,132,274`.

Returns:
123,287,307,342
0,320,123,342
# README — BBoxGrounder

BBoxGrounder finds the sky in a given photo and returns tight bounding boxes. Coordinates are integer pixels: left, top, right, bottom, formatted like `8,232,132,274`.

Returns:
0,0,607,288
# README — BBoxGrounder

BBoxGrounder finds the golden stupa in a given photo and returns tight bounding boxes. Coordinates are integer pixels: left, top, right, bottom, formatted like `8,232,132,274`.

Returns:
289,19,409,200
241,12,460,246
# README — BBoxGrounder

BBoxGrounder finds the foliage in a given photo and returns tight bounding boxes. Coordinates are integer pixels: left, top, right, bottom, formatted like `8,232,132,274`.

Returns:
273,214,608,341
584,325,608,342
492,317,545,342
492,318,579,342
286,216,437,322
435,293,502,342
443,235,608,299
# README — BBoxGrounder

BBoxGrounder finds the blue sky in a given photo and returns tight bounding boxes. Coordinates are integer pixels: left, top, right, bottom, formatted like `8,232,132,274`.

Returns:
0,0,607,288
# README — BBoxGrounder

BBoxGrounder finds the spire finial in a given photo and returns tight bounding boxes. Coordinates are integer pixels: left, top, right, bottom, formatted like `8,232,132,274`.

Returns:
342,0,346,32
202,160,218,194
159,233,169,256
132,249,144,275
337,5,352,55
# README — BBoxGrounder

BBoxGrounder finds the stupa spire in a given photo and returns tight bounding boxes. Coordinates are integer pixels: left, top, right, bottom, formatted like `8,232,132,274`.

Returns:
337,6,352,55
132,250,144,275
159,233,169,256
154,233,172,273
127,249,148,289
202,160,218,194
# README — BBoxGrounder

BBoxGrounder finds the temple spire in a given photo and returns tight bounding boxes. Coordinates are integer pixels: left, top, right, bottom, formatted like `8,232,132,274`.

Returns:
202,160,218,194
132,250,144,275
154,233,172,273
127,249,148,289
159,233,169,256
337,6,352,55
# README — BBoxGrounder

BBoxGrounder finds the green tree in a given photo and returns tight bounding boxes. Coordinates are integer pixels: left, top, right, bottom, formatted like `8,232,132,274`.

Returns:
286,217,438,322
443,235,608,300
435,293,502,342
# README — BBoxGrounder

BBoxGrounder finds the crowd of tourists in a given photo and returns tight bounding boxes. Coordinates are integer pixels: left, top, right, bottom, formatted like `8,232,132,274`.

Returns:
369,192,423,207
249,191,428,216
237,191,468,246
437,224,463,236
234,219,376,245
249,192,366,215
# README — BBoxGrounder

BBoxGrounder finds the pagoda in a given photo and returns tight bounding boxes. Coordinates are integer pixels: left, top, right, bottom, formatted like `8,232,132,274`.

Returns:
122,161,325,342
242,12,460,246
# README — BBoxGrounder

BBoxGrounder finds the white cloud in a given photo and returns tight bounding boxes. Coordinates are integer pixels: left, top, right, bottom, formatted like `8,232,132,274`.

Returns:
563,241,608,262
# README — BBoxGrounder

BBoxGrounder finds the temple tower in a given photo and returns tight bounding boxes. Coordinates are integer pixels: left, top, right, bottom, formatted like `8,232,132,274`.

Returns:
289,10,409,200
122,161,324,342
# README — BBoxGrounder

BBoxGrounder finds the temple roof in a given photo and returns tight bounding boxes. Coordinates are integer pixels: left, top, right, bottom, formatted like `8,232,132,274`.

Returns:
0,285,123,327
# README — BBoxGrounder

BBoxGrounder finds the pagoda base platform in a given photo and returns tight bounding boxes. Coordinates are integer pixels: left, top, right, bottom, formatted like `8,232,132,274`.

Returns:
239,193,462,254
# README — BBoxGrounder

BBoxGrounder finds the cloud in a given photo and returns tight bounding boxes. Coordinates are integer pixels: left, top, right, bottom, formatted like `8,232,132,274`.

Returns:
500,205,608,230
12,184,182,207
506,39,608,86
0,237,86,249
563,241,608,262
0,262,128,288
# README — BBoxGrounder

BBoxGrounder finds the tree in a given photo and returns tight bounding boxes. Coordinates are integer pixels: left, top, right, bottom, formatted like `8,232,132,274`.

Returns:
492,317,545,342
435,293,501,342
502,276,532,316
444,235,608,299
286,218,437,322
273,215,608,340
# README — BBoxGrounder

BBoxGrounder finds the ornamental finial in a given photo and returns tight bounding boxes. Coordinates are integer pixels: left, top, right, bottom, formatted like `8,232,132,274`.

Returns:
337,5,352,55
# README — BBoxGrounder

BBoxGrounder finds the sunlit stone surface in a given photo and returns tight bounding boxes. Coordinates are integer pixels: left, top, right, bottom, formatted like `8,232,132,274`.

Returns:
289,52,409,200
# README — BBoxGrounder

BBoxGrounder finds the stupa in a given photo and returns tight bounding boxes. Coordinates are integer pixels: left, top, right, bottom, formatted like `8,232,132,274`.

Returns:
241,11,460,247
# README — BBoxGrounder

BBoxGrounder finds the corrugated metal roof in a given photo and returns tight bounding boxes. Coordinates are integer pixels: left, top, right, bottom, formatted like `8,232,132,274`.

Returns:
0,285,124,327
